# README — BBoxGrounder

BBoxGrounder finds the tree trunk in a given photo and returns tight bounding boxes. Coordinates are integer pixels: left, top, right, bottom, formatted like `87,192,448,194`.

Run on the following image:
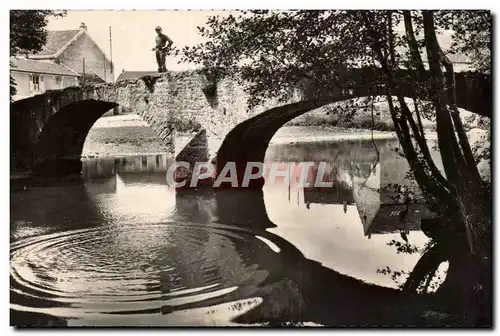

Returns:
422,10,491,261
361,11,490,320
421,11,491,324
376,12,451,208
401,11,451,191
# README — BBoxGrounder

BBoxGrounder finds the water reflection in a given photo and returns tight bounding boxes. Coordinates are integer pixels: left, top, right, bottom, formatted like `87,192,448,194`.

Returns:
11,138,441,326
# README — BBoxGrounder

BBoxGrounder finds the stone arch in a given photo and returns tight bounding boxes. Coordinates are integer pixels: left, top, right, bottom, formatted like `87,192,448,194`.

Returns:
216,99,337,188
11,82,142,172
10,75,183,176
215,85,491,188
33,99,118,176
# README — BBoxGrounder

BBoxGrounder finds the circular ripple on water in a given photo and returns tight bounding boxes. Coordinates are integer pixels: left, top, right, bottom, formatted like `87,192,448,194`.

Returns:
10,222,259,318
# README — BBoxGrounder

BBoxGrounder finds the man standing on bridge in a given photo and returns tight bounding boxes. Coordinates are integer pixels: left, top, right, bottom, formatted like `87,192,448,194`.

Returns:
152,26,173,73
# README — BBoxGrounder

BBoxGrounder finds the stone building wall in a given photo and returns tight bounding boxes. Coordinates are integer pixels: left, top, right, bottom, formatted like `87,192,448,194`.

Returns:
58,33,114,83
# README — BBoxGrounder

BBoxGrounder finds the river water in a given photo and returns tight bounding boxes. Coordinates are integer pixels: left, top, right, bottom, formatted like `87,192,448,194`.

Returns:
10,126,444,326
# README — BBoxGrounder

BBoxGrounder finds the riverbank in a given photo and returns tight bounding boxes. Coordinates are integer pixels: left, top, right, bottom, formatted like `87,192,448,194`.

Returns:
284,100,408,131
82,115,169,158
82,114,399,157
269,126,397,145
285,99,490,134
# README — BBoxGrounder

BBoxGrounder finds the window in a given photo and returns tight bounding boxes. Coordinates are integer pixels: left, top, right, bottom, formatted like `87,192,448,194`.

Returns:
29,74,43,93
39,75,44,92
55,76,62,89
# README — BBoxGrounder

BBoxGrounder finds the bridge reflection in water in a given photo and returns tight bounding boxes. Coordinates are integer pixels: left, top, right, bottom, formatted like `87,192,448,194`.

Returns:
11,138,440,326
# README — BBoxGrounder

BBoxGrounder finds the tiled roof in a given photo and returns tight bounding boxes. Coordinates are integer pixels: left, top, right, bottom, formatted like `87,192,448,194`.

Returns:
31,30,81,58
10,57,80,77
117,71,159,82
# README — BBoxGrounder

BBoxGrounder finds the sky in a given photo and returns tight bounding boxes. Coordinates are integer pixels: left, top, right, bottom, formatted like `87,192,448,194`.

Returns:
46,10,235,78
46,10,466,80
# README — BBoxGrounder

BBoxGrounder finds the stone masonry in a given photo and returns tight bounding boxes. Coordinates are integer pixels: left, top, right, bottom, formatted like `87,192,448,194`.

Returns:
10,69,491,178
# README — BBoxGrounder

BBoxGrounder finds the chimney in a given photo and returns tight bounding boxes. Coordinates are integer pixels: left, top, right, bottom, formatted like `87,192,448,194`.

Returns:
79,22,87,31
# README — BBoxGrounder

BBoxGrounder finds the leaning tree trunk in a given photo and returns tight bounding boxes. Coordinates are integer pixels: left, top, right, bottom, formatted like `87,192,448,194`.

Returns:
422,10,491,263
422,10,491,324
364,12,491,320
362,11,452,211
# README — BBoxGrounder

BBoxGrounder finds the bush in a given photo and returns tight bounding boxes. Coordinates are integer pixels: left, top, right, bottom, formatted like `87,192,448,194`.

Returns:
287,107,396,131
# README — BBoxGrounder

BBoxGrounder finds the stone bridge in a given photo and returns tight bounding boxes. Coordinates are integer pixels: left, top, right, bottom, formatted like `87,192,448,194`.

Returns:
10,68,491,179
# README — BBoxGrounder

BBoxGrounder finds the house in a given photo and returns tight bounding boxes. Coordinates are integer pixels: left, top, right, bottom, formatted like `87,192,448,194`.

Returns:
116,70,158,82
28,22,114,83
10,57,80,100
392,28,476,72
11,22,114,102
350,142,439,237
